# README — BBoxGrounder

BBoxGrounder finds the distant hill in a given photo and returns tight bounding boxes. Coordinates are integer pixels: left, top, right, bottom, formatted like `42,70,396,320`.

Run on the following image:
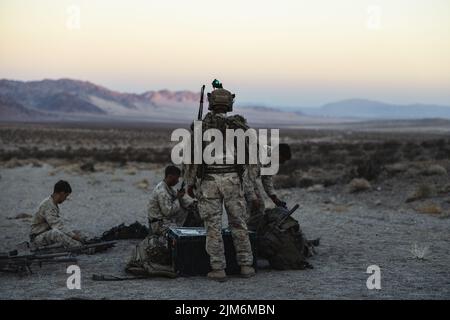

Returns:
0,78,310,125
1,79,449,124
37,92,106,114
299,99,450,119
0,95,51,121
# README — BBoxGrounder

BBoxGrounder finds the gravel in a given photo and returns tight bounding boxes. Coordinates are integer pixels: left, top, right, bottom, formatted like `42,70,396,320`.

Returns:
0,164,449,299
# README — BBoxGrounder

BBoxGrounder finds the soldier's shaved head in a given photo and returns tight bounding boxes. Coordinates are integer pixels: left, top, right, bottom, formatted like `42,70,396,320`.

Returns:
165,165,181,187
54,180,72,194
52,180,72,204
165,165,181,178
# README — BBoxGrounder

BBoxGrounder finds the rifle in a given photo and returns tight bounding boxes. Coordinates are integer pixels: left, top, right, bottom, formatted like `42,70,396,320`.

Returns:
31,240,116,255
178,181,186,193
195,84,206,182
0,250,77,274
277,204,299,227
197,85,206,121
255,204,300,236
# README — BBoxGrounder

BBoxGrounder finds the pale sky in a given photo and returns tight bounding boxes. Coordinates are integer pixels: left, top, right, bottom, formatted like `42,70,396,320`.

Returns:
1,0,449,107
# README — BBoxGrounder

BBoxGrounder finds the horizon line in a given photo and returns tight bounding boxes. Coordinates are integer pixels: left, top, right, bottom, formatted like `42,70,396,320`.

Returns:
1,77,449,109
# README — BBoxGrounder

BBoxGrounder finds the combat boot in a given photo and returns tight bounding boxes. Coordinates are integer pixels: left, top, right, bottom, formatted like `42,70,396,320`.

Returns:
240,266,255,278
207,269,227,282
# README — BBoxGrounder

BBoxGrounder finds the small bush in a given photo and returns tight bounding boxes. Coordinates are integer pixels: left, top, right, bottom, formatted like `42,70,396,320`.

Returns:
417,203,442,215
347,178,371,193
422,164,447,176
406,183,435,202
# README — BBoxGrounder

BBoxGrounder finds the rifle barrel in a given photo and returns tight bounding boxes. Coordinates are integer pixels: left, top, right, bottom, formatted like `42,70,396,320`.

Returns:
67,241,117,252
36,257,78,264
286,204,300,216
30,241,116,255
1,251,72,260
198,85,205,120
31,243,64,252
276,204,300,227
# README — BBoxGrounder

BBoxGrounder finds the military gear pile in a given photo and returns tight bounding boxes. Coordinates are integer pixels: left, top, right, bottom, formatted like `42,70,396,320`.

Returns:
125,235,176,278
255,207,317,270
96,221,149,241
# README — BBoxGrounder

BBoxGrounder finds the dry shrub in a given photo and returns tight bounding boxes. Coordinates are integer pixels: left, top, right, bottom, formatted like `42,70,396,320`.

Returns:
80,162,96,172
385,163,408,175
438,184,450,194
381,140,402,152
406,183,435,202
354,158,383,181
435,147,450,160
125,167,137,175
306,184,325,192
135,179,150,190
297,175,315,188
416,203,442,215
4,158,21,168
347,178,371,193
273,174,297,189
422,164,447,176
333,205,349,213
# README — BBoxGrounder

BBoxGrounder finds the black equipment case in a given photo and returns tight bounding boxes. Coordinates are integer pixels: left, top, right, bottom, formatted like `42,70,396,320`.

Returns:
167,227,257,276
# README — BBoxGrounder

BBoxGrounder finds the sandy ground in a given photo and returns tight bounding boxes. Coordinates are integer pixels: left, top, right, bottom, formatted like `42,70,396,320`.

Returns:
0,163,449,300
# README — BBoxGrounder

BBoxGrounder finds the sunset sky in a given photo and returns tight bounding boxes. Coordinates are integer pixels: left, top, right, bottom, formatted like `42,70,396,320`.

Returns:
1,0,449,107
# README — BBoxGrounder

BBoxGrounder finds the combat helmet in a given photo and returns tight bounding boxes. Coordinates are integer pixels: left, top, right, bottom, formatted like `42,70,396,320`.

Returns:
207,79,235,112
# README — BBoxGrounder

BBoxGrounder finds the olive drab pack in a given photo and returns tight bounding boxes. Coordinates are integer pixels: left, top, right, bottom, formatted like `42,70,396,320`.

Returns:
256,207,314,270
207,88,235,112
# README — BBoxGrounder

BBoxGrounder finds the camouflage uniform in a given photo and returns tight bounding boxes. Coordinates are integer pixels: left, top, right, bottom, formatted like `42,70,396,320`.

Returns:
30,196,82,248
127,180,193,274
244,163,276,223
185,111,255,271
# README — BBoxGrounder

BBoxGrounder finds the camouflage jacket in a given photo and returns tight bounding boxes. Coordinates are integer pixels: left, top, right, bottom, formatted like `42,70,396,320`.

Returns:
245,163,276,201
148,180,192,225
30,196,75,238
183,112,257,200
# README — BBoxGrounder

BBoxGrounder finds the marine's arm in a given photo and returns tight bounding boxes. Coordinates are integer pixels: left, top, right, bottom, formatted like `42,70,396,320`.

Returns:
43,206,78,239
244,165,258,202
261,168,286,207
157,188,182,218
183,163,198,198
261,174,276,197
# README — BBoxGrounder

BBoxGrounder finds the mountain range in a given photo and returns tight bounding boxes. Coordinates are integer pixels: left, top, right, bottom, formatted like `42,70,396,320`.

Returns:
1,79,449,124
298,99,450,120
0,79,309,125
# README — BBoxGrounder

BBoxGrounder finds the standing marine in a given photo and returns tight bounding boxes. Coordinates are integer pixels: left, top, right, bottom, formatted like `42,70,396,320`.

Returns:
184,79,256,282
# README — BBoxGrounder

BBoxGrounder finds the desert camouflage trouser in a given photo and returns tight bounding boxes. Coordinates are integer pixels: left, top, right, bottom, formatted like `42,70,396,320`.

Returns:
31,229,82,248
197,173,253,270
126,234,174,274
126,218,181,275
